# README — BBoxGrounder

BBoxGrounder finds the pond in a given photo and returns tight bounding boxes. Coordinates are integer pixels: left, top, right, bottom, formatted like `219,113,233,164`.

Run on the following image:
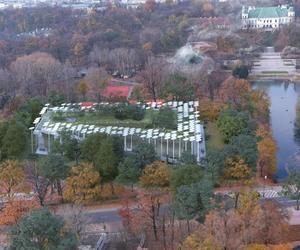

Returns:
253,80,300,181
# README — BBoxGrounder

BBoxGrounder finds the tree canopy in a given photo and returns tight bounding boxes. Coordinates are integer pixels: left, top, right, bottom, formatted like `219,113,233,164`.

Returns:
9,207,78,250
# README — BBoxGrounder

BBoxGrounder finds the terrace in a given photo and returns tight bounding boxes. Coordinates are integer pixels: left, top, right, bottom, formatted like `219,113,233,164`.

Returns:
32,101,206,163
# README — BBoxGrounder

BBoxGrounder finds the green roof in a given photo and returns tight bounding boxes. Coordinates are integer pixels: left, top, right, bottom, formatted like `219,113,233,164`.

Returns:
248,7,289,18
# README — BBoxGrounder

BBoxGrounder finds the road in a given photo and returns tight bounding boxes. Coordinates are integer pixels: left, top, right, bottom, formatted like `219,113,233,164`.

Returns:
86,207,121,224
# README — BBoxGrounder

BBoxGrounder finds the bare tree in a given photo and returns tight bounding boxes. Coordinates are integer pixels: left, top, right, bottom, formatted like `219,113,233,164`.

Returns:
10,52,63,97
88,47,110,69
84,66,109,101
109,48,140,76
24,161,49,206
56,204,89,240
137,56,167,102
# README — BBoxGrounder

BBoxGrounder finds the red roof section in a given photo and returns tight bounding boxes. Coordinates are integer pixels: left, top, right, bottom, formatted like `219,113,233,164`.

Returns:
80,102,95,107
102,85,132,99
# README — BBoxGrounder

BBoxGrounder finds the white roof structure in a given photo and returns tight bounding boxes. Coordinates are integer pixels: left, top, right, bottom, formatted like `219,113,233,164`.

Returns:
33,101,204,144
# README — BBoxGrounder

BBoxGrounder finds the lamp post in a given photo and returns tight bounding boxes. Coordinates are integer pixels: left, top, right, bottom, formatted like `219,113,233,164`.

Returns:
263,175,267,198
29,127,35,154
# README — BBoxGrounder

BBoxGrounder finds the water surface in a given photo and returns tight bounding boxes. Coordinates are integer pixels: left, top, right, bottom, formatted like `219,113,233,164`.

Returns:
253,80,300,181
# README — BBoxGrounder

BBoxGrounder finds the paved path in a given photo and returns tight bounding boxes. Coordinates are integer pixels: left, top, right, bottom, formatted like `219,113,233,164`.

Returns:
251,47,296,75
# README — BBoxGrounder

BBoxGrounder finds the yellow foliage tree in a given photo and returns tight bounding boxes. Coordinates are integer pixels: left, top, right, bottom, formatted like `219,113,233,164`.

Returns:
182,233,222,250
77,80,90,99
0,160,25,198
139,161,170,188
199,99,224,122
256,126,277,177
63,163,100,204
224,156,252,181
244,244,293,250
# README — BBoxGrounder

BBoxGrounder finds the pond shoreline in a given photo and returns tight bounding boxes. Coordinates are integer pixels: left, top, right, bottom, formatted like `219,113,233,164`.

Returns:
252,80,300,181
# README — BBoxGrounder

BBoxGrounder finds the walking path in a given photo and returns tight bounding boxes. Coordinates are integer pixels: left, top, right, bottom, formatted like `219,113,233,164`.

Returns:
251,47,296,75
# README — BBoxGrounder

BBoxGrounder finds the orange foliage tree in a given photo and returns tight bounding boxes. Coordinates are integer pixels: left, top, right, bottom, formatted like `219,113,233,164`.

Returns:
63,163,100,204
0,199,39,225
182,200,289,250
139,161,170,188
219,77,251,110
256,126,277,178
0,160,25,198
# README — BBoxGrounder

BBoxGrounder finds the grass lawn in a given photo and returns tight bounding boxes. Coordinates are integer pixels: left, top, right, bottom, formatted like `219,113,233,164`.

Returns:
261,71,289,75
52,110,154,128
205,122,224,152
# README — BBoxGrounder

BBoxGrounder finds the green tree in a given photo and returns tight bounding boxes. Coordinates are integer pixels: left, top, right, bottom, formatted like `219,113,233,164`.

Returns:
53,131,81,164
9,207,78,250
180,151,197,165
162,73,196,101
174,180,213,229
116,156,141,191
170,165,203,191
1,120,27,160
80,133,106,162
94,138,119,185
232,65,249,79
14,98,43,127
152,106,177,130
39,154,69,196
281,169,300,210
47,90,66,106
224,134,258,170
205,150,224,185
134,141,156,169
217,109,255,143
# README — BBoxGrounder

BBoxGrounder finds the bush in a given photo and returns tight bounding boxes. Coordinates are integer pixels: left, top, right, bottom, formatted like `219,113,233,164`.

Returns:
152,106,177,130
113,103,145,121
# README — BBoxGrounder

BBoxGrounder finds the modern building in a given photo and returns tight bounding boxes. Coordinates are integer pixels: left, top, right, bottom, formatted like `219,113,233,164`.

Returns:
242,5,295,29
31,101,206,163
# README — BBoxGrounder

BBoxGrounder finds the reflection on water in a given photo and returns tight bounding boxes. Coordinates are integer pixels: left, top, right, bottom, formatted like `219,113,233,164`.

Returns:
253,80,300,181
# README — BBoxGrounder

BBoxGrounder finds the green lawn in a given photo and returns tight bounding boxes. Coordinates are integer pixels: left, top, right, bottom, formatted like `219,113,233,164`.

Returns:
261,71,289,75
205,122,224,152
50,109,178,130
52,110,154,128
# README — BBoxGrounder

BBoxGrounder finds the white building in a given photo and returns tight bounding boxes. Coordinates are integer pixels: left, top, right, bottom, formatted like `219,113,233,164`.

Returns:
242,5,295,29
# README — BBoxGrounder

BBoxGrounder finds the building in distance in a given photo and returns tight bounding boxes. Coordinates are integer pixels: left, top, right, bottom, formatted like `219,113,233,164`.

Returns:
242,5,295,29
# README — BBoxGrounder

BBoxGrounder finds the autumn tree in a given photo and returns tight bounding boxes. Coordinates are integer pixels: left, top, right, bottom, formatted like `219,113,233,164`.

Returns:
0,160,25,198
140,161,170,188
76,80,89,100
259,201,289,244
10,52,64,97
84,66,109,101
219,77,252,110
256,126,277,178
138,56,166,102
0,200,39,225
109,48,140,76
224,156,252,181
63,163,100,204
